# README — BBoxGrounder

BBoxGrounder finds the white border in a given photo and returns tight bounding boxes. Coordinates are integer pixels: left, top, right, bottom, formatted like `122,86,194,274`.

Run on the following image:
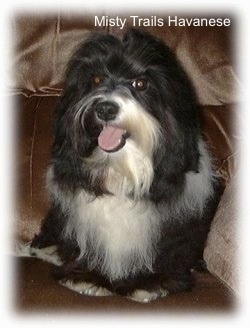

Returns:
1,0,250,327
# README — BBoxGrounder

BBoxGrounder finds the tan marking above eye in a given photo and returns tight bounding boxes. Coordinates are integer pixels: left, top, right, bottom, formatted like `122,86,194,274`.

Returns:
92,75,103,85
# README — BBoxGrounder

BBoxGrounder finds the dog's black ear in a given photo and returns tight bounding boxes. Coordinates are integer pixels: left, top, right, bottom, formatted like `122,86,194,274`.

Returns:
123,28,169,50
123,28,142,43
150,134,200,202
123,28,155,44
51,95,105,194
123,28,156,52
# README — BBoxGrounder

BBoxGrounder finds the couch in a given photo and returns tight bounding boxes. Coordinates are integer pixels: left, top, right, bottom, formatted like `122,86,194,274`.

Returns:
13,13,239,312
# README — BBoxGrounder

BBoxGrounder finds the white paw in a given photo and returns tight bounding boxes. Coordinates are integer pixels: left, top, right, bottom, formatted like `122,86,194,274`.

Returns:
59,280,113,297
29,245,63,266
128,288,169,303
15,241,32,257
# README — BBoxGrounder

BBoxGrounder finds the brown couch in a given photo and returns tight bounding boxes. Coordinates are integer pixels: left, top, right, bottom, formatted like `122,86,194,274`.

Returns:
13,13,239,312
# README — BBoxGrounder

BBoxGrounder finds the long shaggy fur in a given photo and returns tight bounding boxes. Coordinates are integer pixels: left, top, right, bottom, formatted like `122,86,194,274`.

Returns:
31,29,219,302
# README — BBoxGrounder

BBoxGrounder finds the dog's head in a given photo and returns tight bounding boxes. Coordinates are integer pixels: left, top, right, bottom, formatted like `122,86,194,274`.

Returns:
53,29,200,197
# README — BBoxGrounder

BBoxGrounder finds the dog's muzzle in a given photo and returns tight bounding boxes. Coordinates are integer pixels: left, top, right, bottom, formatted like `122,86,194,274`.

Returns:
94,101,128,153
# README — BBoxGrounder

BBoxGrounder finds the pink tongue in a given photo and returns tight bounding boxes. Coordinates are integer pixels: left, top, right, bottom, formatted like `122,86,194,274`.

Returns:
98,126,126,152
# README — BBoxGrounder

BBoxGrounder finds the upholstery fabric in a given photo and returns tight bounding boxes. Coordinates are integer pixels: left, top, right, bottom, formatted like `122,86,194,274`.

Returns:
204,176,239,293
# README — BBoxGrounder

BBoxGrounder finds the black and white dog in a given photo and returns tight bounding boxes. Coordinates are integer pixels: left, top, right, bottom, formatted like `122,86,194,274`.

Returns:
30,29,219,303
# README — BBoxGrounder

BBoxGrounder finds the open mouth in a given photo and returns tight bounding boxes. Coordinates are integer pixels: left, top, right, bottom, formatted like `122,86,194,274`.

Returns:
98,125,129,153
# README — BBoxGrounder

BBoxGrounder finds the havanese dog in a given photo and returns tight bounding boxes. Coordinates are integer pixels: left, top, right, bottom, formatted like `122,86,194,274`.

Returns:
30,28,219,303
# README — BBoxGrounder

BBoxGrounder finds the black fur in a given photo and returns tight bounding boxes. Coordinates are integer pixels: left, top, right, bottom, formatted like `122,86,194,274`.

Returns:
31,29,220,301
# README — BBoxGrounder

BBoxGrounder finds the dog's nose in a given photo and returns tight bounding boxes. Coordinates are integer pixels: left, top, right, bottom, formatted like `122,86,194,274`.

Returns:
95,101,119,121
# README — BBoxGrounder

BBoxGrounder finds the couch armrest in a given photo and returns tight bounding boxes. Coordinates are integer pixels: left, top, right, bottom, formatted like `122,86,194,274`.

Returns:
204,175,239,293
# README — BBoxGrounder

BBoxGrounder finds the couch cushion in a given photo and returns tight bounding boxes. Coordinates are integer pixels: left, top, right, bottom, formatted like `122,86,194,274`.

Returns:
204,176,239,293
15,95,56,242
15,257,234,311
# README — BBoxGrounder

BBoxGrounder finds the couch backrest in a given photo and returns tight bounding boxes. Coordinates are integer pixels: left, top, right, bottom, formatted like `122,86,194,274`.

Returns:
12,13,240,106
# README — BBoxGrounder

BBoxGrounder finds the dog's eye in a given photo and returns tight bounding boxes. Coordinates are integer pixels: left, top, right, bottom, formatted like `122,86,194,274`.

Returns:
92,75,103,86
131,78,148,91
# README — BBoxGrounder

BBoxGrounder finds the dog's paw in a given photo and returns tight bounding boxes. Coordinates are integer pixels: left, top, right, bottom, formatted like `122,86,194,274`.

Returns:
59,279,113,297
128,288,169,303
29,245,63,266
15,241,32,257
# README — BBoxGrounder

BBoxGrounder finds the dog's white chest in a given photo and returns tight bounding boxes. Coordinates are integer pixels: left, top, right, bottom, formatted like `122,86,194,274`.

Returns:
65,192,160,280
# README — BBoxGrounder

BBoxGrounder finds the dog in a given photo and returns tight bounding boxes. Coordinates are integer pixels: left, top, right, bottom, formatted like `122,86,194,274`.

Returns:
30,28,219,303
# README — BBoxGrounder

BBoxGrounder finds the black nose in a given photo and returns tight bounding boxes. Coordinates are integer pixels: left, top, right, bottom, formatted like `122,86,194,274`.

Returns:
95,101,119,121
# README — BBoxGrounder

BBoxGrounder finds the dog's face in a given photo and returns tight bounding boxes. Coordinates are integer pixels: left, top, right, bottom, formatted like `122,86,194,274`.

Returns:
60,29,191,154
55,29,199,197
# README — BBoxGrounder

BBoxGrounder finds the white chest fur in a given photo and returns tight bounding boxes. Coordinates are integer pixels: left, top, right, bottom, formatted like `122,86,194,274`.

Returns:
64,192,160,281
